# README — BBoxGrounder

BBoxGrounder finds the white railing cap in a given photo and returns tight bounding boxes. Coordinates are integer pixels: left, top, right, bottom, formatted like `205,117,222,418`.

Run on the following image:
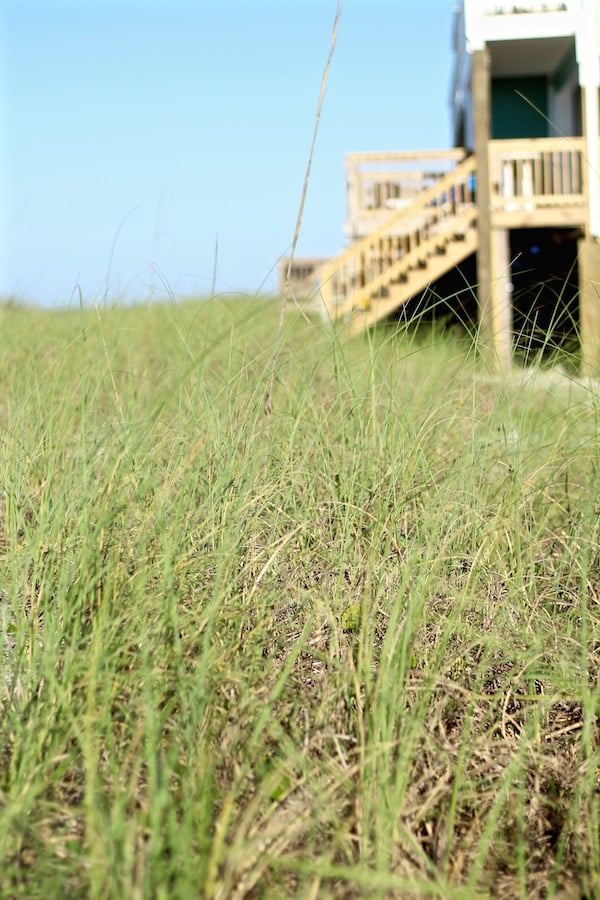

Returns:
482,2,568,12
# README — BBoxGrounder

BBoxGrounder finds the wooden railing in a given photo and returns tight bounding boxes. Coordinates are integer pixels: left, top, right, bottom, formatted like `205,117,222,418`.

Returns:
345,149,467,239
317,155,477,316
278,256,329,299
311,136,595,323
489,138,586,218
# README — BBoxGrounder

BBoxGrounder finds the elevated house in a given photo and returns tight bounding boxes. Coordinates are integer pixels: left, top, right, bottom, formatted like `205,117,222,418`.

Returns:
286,1,600,372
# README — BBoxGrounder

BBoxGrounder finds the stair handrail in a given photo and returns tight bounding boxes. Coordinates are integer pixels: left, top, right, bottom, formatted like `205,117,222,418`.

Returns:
316,154,478,297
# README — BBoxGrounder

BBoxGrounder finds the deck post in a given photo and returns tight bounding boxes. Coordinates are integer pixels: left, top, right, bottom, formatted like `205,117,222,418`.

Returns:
472,47,512,370
491,228,513,364
578,76,600,377
579,237,600,377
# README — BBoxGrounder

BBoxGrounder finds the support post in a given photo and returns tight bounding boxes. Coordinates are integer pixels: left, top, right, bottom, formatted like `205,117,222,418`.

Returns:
491,228,513,365
472,47,512,370
579,237,600,377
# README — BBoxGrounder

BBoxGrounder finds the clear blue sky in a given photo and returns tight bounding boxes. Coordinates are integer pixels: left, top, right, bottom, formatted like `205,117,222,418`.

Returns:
1,0,455,307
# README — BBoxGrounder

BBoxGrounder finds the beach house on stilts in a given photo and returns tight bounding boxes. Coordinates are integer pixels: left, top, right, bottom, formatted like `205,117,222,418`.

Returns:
285,1,600,373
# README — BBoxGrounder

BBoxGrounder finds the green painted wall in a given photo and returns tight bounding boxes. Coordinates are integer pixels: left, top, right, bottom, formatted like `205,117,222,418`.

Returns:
491,76,549,139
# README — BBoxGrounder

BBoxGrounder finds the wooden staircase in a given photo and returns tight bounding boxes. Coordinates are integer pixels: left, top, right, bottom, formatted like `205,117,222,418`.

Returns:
315,155,478,334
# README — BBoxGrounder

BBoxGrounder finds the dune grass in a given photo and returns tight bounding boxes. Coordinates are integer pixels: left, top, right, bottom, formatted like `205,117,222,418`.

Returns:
1,295,599,897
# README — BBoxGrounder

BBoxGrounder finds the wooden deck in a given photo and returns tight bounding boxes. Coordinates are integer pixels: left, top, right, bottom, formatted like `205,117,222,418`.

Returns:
344,148,467,239
306,137,596,333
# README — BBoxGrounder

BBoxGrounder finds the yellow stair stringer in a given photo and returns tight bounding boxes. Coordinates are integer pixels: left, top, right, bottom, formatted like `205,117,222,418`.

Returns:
350,224,479,334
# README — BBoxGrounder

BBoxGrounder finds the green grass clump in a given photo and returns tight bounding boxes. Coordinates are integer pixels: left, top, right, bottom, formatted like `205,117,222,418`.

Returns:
1,296,599,897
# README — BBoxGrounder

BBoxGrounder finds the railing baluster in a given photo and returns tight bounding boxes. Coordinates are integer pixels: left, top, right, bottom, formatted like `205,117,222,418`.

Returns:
552,151,560,197
534,153,542,196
